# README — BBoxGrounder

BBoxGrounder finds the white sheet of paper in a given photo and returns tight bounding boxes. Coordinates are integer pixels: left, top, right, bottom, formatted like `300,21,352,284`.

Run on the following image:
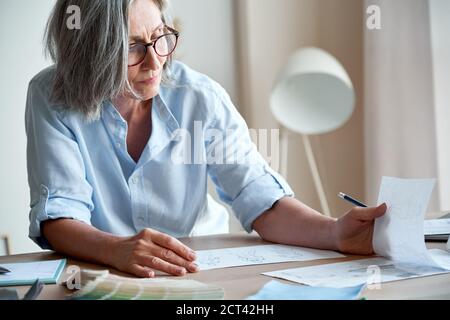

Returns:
424,219,450,235
264,177,450,288
263,249,450,288
195,244,345,271
372,177,447,271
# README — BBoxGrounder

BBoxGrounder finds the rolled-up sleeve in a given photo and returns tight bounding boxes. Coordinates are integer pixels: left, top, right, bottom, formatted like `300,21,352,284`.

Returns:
25,79,94,249
206,88,294,233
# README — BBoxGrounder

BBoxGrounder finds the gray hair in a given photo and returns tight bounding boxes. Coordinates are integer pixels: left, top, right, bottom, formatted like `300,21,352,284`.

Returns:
45,0,170,121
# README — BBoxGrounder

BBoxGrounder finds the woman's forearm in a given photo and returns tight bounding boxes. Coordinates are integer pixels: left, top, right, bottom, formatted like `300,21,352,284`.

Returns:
42,219,200,277
252,197,338,251
42,219,121,267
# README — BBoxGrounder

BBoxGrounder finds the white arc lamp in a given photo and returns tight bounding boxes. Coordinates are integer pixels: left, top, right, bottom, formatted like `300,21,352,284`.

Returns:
270,47,355,217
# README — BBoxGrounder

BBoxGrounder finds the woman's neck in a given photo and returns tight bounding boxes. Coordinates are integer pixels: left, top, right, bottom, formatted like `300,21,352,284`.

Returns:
112,95,152,122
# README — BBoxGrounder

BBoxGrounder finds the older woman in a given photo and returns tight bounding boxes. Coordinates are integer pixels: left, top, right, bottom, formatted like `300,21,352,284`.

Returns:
26,0,386,278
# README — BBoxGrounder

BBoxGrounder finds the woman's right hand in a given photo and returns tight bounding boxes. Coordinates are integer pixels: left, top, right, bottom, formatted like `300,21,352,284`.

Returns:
108,228,199,278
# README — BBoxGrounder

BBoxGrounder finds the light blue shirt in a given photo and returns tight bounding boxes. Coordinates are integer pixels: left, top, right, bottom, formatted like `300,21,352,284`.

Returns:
26,61,294,249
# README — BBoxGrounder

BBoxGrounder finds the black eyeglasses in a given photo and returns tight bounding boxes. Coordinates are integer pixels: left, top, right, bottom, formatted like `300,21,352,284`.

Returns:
128,26,179,67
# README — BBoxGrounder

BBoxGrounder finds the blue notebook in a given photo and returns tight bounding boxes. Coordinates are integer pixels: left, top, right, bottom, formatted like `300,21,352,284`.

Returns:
247,280,365,300
0,259,66,287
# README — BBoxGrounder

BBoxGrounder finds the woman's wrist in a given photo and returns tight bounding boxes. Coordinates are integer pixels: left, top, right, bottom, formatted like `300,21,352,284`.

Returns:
327,217,340,252
101,234,126,268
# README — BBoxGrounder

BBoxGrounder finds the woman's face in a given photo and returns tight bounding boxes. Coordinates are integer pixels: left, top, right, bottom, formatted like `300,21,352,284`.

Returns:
127,0,167,101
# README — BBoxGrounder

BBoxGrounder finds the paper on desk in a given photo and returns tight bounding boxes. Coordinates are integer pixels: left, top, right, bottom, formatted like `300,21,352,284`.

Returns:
263,177,450,288
195,244,345,271
373,177,448,271
424,219,450,235
263,249,450,288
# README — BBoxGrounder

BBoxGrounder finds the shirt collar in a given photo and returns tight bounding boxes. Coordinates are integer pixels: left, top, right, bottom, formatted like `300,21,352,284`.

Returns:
101,92,180,168
153,90,180,133
101,91,180,132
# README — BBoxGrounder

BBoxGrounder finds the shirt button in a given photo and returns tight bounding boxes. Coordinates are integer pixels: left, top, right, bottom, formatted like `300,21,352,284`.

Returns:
138,217,145,223
41,187,48,196
131,177,138,184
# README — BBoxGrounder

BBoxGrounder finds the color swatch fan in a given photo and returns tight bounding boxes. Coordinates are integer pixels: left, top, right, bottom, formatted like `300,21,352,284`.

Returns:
69,271,224,300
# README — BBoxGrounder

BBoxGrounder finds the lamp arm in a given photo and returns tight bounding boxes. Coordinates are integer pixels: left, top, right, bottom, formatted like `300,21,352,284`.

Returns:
302,135,331,217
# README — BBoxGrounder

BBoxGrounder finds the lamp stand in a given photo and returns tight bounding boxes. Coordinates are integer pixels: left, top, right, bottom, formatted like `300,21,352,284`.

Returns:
279,128,331,217
302,134,331,217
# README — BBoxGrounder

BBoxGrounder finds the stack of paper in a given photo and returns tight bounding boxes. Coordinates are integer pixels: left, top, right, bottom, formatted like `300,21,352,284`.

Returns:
70,273,224,300
424,218,450,241
264,177,450,288
264,250,450,288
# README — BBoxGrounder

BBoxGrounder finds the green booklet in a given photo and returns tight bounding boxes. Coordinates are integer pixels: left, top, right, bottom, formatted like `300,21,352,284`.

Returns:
0,259,66,287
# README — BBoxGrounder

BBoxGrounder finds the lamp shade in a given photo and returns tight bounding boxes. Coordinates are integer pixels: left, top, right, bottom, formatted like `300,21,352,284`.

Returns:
270,47,355,135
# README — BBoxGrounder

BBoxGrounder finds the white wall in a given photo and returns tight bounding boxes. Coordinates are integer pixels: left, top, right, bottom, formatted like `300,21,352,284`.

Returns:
364,0,439,211
430,0,450,211
168,0,238,103
0,0,54,254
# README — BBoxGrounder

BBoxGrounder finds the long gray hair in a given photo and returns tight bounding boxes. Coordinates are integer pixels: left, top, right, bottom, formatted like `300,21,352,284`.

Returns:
45,0,169,121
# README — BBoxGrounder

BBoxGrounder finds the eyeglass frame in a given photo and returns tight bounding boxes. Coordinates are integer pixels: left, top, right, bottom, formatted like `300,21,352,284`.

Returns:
128,26,180,67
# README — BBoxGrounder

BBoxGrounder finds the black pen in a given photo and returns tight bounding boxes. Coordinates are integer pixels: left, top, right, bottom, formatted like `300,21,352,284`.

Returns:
0,266,11,274
338,192,367,208
23,279,44,300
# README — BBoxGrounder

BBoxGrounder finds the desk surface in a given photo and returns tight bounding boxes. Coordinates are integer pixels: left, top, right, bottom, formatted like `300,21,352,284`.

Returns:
1,233,449,300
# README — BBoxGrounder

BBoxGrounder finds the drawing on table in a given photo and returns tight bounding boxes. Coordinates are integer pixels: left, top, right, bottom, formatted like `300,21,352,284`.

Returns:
195,244,345,271
199,253,222,268
263,254,450,288
267,246,307,259
347,263,418,279
236,249,266,264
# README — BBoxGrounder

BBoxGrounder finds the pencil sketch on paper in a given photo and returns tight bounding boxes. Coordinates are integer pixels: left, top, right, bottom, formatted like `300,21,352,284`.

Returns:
195,244,345,271
263,253,450,288
198,253,222,268
236,249,266,264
